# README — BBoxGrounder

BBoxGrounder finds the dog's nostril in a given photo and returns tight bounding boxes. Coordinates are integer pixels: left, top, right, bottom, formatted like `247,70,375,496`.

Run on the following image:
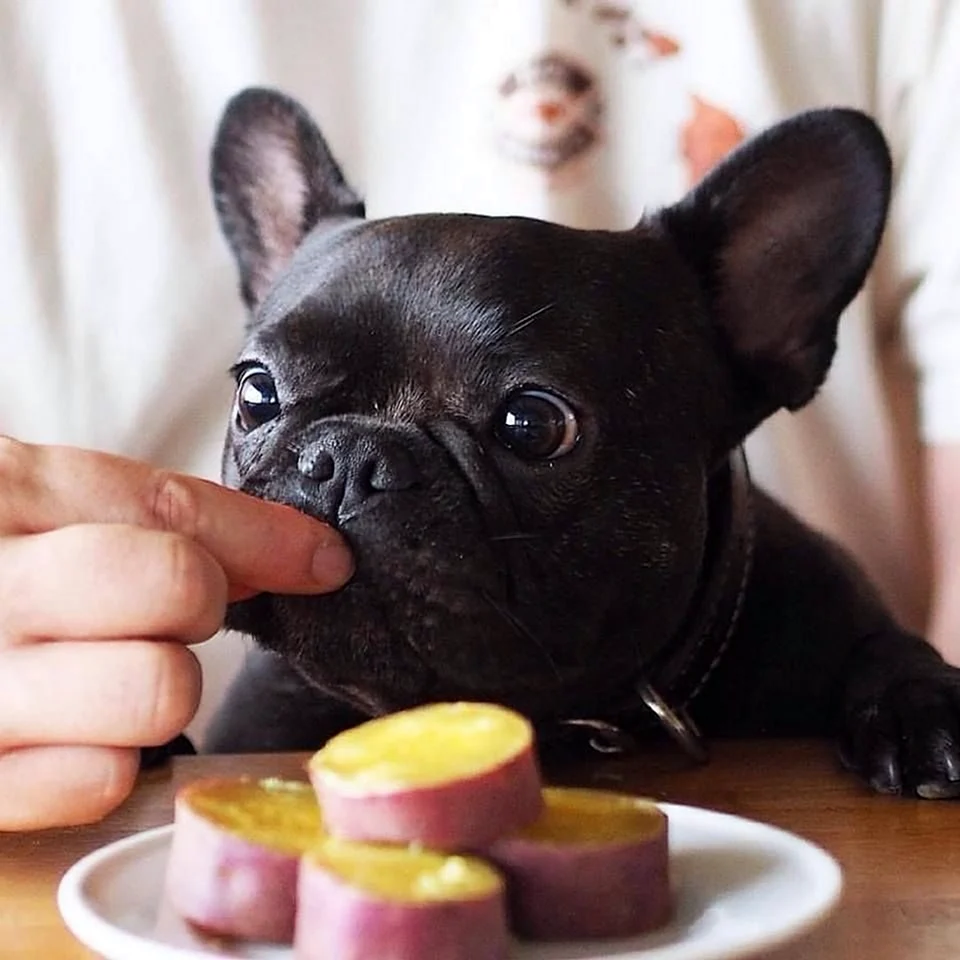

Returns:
298,447,335,482
368,447,418,492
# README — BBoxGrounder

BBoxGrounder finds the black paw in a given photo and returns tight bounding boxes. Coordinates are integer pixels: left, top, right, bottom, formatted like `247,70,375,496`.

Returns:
839,635,960,799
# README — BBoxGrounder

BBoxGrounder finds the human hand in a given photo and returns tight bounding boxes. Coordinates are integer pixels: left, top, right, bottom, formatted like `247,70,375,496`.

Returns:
0,438,353,830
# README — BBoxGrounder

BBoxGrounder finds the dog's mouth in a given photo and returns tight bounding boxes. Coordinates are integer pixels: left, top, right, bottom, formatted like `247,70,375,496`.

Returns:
227,529,578,705
223,414,702,723
226,445,586,716
223,480,625,723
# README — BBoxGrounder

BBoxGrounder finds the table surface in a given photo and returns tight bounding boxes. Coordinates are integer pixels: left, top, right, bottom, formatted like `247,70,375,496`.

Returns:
3,739,960,960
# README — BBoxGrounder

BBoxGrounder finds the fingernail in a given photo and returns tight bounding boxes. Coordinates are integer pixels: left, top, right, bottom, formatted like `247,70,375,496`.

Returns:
312,538,355,589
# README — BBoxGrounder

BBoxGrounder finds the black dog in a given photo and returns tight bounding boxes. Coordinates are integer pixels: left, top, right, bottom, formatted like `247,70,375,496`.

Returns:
205,88,960,800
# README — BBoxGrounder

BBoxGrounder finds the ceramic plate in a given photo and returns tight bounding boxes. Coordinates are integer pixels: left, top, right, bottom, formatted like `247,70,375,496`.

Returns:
58,803,841,960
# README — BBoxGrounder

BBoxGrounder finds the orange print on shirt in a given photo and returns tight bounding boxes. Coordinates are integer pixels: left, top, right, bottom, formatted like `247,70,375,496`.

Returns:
681,95,746,186
640,28,681,58
579,3,681,64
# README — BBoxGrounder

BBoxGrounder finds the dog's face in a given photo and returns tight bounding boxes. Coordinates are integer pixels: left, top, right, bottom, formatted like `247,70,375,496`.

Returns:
211,90,890,722
222,214,721,717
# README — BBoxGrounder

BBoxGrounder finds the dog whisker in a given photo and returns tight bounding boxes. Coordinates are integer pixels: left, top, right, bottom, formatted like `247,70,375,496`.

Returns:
488,531,541,542
500,302,556,340
481,590,563,681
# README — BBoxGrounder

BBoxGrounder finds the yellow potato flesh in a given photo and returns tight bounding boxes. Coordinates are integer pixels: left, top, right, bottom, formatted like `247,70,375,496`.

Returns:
310,702,533,790
183,778,322,854
305,837,503,903
516,787,665,845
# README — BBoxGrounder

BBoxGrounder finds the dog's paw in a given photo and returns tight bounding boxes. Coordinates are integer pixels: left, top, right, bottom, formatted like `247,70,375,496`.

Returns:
839,650,960,799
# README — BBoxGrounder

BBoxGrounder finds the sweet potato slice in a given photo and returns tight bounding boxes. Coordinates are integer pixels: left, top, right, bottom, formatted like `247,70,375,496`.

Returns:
489,786,670,940
308,702,543,848
296,837,508,960
165,777,321,943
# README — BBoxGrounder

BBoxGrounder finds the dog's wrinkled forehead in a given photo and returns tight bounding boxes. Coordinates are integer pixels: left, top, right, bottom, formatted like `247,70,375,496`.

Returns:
259,212,597,332
245,212,654,415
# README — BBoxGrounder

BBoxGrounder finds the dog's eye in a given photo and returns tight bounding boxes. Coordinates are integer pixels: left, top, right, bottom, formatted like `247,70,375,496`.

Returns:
494,389,579,459
234,367,280,431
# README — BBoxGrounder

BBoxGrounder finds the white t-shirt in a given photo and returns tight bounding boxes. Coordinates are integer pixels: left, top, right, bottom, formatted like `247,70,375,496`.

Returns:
3,0,959,739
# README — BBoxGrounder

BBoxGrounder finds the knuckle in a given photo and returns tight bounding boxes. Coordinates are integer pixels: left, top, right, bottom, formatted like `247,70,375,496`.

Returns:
0,560,25,644
157,533,225,636
0,437,34,522
0,746,138,830
149,471,201,538
138,644,201,743
0,436,29,483
91,748,140,821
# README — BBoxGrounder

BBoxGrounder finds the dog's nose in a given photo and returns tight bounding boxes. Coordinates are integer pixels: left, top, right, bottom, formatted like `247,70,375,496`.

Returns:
297,431,419,520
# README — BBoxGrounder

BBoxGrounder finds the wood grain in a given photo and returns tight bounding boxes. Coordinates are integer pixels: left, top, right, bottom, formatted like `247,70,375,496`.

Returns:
3,740,960,959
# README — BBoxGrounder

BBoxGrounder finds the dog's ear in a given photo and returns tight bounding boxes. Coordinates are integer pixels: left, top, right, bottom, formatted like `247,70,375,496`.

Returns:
657,108,891,425
211,87,364,311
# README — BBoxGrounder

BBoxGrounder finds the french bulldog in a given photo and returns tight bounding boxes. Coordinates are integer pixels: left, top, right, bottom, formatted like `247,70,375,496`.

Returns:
205,87,960,799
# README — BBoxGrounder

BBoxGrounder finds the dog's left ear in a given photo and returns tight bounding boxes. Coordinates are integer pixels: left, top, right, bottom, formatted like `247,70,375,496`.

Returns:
657,108,891,427
211,87,364,311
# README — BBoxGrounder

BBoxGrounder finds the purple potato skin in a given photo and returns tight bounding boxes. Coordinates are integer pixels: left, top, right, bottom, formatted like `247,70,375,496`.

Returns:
164,797,300,943
488,819,671,940
311,747,543,850
295,857,509,960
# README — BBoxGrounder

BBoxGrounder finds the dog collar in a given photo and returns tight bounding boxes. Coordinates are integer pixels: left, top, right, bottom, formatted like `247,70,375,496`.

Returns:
556,447,755,763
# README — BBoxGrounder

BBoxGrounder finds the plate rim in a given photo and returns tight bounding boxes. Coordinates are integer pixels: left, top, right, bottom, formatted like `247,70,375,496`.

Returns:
58,802,843,960
58,825,221,960
649,803,843,960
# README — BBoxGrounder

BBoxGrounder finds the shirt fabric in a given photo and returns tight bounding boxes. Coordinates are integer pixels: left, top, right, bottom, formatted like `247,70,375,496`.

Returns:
3,0,958,740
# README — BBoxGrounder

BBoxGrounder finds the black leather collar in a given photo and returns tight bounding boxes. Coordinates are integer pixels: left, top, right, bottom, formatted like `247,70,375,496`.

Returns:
556,448,755,762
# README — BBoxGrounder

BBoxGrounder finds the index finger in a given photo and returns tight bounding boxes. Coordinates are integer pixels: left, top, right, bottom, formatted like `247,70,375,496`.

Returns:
0,438,353,595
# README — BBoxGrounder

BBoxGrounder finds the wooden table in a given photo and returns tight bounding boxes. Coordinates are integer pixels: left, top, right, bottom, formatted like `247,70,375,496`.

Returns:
3,740,960,959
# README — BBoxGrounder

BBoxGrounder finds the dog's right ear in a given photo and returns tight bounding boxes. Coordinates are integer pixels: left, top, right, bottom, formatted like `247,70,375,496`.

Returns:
211,87,364,312
656,108,891,441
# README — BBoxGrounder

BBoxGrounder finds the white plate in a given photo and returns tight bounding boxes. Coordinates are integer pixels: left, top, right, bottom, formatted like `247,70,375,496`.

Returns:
58,803,841,960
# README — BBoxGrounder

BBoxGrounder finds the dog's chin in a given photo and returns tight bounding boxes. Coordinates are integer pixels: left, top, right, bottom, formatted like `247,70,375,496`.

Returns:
225,571,621,722
227,585,559,714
